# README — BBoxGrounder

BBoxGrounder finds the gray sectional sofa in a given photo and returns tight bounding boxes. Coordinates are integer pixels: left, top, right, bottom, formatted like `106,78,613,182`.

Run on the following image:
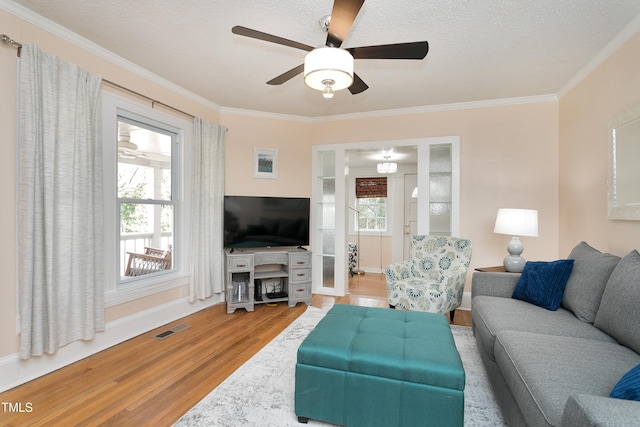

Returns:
471,242,640,426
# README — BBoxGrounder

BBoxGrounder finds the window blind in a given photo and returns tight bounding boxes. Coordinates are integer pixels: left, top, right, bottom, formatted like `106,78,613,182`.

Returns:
355,177,387,198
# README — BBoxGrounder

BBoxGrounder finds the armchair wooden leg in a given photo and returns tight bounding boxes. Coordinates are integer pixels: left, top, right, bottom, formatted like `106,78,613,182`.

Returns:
389,304,395,309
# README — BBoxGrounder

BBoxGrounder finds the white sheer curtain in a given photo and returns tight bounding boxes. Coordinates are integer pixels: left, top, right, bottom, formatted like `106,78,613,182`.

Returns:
190,118,226,301
17,45,104,359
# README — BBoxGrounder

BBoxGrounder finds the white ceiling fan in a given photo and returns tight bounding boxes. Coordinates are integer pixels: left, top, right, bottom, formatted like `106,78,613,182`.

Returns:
117,132,145,159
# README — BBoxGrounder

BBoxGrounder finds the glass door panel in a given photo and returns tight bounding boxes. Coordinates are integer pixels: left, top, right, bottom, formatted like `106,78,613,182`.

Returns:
429,145,452,235
316,151,335,289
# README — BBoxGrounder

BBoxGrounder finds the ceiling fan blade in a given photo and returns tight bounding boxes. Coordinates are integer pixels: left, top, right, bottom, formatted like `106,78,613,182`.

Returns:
232,26,314,52
348,41,429,60
349,73,369,94
266,64,305,85
326,0,365,48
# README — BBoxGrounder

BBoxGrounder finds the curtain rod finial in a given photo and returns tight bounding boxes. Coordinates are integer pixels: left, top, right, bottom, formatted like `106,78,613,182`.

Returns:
1,34,23,56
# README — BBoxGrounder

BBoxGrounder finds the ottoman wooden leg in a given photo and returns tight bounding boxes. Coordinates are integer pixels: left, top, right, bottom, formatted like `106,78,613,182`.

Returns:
297,416,309,423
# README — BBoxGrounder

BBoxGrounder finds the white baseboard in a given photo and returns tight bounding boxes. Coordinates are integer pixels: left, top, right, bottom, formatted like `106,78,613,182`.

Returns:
0,294,224,393
460,291,472,311
358,267,384,274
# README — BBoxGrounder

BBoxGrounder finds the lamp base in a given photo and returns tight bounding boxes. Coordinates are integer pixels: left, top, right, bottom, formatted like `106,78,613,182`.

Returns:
502,236,526,272
503,255,526,273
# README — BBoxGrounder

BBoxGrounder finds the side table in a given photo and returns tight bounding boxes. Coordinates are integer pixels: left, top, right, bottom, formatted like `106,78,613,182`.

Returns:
474,266,507,273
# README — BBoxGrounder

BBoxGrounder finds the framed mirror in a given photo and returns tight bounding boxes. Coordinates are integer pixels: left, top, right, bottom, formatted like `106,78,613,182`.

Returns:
608,101,640,220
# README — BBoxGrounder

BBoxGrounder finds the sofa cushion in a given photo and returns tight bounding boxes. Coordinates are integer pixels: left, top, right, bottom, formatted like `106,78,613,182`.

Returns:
610,364,640,401
494,331,640,427
562,394,640,427
594,250,640,354
472,296,616,361
512,259,574,310
561,242,620,324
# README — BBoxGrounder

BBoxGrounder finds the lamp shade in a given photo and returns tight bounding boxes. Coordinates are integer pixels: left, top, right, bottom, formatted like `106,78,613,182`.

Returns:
304,47,354,91
494,208,538,237
377,162,397,174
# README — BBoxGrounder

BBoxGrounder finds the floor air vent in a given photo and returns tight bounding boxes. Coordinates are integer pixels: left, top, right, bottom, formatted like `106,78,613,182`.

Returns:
154,323,190,340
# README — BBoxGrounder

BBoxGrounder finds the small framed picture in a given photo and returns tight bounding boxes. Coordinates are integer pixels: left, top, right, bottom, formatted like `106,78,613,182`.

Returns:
253,148,278,179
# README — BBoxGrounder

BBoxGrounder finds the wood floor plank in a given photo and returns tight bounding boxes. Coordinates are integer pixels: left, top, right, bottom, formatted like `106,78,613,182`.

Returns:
0,273,471,426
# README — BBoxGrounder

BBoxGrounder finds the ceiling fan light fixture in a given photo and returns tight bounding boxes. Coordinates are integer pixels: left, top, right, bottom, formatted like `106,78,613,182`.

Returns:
304,47,354,96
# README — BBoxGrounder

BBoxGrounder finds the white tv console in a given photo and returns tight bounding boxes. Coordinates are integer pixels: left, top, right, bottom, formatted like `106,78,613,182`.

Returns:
225,247,312,314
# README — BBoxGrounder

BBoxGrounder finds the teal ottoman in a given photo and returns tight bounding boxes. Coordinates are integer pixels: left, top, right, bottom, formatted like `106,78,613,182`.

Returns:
295,305,465,427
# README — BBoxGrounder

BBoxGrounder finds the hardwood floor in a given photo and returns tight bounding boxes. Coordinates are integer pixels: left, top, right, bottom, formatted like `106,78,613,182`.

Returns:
0,273,471,426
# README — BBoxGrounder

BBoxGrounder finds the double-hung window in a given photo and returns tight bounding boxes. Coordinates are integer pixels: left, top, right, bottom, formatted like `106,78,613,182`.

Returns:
355,177,388,232
117,117,176,280
103,92,192,305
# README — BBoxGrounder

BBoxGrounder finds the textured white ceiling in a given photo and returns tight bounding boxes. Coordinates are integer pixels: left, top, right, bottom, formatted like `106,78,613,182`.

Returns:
7,0,640,118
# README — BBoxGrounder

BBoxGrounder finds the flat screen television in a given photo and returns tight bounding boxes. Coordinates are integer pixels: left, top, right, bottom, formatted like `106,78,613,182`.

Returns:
223,196,310,249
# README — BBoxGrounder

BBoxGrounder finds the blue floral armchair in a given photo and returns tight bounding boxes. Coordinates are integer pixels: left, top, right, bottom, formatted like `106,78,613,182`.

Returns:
385,235,473,320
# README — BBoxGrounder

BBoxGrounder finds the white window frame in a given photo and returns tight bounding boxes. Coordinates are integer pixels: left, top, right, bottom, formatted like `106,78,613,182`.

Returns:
102,92,192,306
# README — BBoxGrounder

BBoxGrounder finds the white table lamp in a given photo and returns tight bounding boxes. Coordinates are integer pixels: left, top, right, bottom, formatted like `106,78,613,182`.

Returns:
494,208,539,272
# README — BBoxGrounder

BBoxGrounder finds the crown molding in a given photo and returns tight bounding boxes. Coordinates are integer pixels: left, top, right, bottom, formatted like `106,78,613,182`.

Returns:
0,0,221,114
315,95,559,122
221,94,558,122
219,106,318,123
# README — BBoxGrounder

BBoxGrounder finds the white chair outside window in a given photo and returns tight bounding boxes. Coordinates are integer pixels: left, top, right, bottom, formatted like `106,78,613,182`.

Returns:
125,245,172,277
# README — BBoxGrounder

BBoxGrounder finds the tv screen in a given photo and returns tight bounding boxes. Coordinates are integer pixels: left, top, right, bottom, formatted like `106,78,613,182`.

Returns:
223,196,310,248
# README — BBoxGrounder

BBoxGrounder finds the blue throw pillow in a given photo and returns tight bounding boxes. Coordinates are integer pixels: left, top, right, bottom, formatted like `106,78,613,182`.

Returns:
512,259,575,310
610,364,640,401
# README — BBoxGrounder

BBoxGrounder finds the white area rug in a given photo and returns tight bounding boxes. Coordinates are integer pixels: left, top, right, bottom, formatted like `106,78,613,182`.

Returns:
174,306,505,427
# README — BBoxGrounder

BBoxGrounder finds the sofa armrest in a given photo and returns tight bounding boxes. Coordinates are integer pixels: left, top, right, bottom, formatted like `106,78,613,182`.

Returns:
561,394,640,427
471,271,521,299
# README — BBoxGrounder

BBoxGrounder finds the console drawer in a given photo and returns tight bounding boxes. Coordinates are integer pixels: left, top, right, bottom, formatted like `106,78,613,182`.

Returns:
289,268,311,283
289,253,311,267
227,255,253,270
254,251,288,266
289,283,311,299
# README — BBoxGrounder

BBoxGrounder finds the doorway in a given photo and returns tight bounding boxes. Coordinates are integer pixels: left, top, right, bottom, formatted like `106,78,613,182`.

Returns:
311,137,460,297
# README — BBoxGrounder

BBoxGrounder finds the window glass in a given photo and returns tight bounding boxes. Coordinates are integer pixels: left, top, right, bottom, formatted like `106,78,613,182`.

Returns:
117,118,176,280
356,197,387,231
